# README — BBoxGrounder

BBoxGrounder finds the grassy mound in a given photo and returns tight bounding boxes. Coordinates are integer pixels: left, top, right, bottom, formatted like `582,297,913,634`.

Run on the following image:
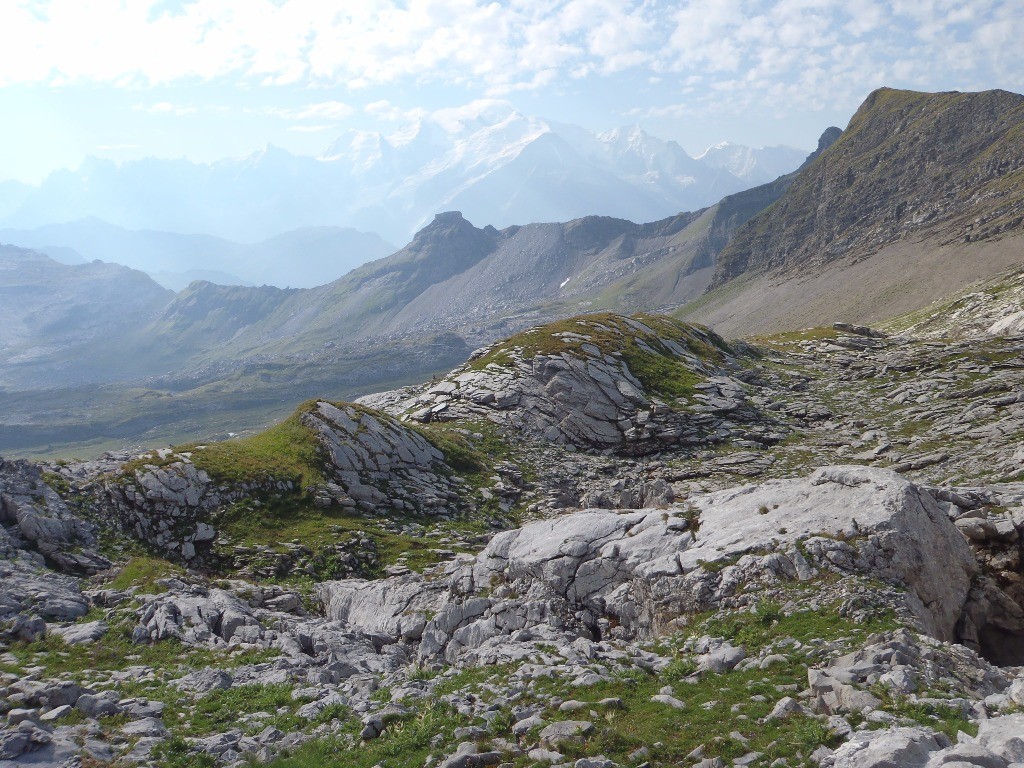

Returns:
189,402,326,487
470,312,732,402
119,400,326,489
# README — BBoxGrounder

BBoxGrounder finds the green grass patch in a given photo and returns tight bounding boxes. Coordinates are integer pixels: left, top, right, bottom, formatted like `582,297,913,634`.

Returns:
117,400,327,489
7,618,277,680
267,704,462,768
152,736,219,768
180,683,308,737
701,600,898,653
259,599,920,768
871,688,978,741
107,555,185,593
188,402,326,487
214,495,473,581
410,424,487,475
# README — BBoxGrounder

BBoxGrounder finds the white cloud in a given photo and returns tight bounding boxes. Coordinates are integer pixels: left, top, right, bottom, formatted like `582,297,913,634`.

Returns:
137,101,198,115
365,100,429,123
0,0,658,92
655,0,1024,116
0,0,1019,113
265,101,354,121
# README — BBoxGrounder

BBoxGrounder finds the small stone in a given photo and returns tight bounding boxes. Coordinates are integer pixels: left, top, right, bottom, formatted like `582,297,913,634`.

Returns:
39,705,73,722
6,708,40,726
651,694,686,709
538,720,594,748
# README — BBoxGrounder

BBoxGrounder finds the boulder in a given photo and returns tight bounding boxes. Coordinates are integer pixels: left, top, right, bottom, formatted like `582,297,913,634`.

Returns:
133,587,262,646
317,576,447,642
51,620,107,645
0,458,110,575
76,691,123,718
314,465,1004,679
831,726,950,768
121,717,169,738
412,466,980,660
437,741,503,768
173,668,233,694
538,720,594,748
0,559,89,624
974,714,1024,763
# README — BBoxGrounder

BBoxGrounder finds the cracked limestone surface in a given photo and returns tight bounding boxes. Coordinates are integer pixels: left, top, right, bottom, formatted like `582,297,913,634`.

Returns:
317,466,985,667
362,313,779,456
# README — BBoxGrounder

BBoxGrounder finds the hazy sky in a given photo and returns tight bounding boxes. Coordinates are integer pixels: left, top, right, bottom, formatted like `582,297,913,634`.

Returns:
1,0,1021,183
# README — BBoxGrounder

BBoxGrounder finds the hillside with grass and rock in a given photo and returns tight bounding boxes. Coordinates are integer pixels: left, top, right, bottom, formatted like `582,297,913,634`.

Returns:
683,88,1024,335
4,292,1024,768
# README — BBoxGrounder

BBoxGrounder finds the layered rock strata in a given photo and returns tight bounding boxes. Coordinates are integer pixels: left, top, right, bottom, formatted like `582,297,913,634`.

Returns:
365,314,781,455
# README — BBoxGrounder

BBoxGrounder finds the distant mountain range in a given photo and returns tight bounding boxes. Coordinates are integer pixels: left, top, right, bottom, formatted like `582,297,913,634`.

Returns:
0,245,172,384
0,102,806,244
2,87,1022,456
0,219,395,290
0,129,836,391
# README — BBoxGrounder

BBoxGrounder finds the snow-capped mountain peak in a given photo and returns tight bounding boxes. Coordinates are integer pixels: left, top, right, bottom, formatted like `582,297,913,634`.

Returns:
697,141,808,183
2,103,810,243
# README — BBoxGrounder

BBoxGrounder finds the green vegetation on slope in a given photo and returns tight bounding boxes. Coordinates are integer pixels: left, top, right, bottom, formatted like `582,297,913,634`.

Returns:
188,403,326,487
118,399,326,488
105,400,522,587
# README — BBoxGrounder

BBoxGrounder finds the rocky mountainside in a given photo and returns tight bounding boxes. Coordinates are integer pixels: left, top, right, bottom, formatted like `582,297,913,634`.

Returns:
108,126,840,376
713,88,1024,284
5,87,1024,768
115,209,729,375
686,88,1024,335
0,158,817,454
4,297,1024,767
363,313,769,456
2,104,806,244
3,87,1022,466
0,127,826,448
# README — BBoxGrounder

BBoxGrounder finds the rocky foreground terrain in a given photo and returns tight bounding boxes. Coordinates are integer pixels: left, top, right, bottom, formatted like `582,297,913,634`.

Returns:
3,270,1024,768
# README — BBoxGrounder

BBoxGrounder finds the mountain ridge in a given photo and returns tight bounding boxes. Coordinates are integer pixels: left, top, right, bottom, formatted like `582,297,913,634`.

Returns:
0,244,173,384
1,107,807,243
683,87,1024,335
4,86,1023,455
0,129,830,395
0,219,396,290
711,87,1024,288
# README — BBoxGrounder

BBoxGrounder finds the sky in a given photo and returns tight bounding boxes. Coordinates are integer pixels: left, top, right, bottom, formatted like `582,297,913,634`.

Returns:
1,0,1022,184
